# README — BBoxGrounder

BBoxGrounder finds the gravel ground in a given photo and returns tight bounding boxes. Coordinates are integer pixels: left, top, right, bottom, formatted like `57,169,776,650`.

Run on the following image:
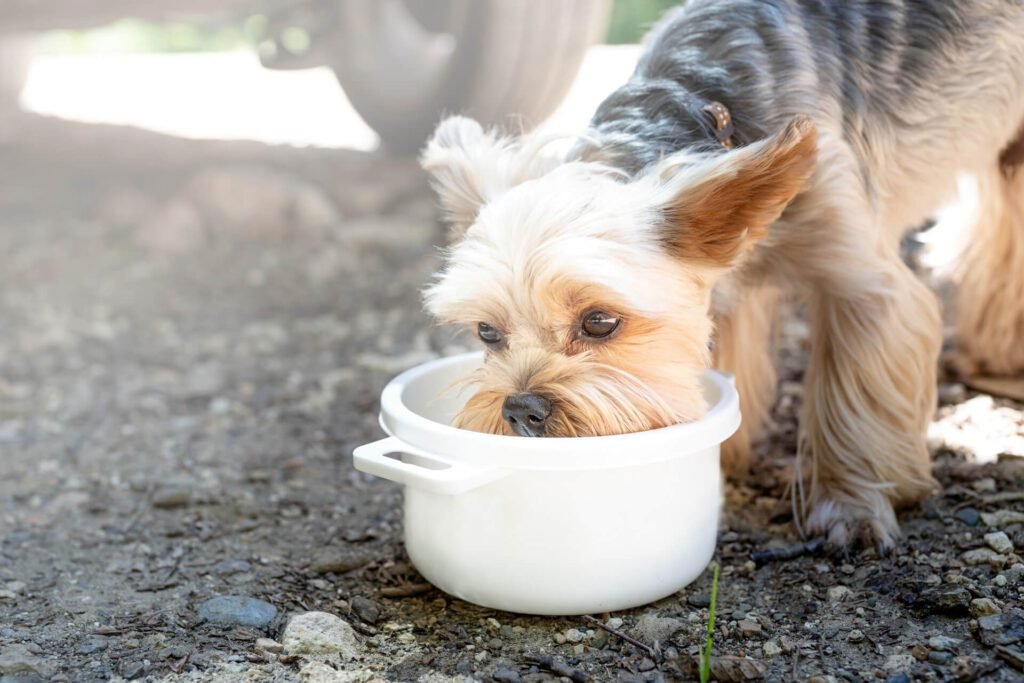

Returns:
1,112,1023,683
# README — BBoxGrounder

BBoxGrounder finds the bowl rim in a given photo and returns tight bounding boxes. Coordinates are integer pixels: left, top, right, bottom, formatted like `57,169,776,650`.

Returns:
378,352,741,466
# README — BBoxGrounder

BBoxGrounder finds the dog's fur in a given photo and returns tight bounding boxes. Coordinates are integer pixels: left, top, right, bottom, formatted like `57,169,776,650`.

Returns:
421,0,1024,548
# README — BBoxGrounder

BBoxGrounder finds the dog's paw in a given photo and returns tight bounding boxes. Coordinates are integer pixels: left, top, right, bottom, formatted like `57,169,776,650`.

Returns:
804,493,900,554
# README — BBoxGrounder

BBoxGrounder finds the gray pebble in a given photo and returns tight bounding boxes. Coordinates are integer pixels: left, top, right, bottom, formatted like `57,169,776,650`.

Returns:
309,553,372,575
197,595,277,628
151,488,191,509
954,508,980,527
351,595,381,624
687,594,711,608
120,661,146,680
76,637,108,655
492,667,522,683
214,560,252,575
928,651,953,665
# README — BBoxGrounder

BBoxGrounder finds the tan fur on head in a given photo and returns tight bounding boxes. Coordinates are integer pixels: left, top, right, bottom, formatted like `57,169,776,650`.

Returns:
420,116,563,238
421,117,818,439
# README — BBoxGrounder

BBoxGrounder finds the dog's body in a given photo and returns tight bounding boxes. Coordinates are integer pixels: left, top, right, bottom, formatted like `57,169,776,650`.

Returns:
421,0,1024,548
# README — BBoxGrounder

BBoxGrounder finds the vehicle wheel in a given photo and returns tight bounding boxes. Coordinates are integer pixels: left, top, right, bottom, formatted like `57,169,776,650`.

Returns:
0,36,32,107
331,0,611,153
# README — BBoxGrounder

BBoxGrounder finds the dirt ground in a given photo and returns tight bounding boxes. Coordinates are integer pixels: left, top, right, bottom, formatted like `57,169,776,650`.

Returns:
1,111,1023,683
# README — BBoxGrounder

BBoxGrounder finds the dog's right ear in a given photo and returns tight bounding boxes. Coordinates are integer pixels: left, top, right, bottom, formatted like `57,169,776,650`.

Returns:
421,116,558,238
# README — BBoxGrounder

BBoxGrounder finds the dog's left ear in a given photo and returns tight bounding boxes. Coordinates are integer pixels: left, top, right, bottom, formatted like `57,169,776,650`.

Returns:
657,115,817,265
421,116,560,239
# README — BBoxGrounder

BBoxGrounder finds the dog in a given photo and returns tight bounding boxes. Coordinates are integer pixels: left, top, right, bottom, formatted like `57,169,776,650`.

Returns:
418,0,1024,549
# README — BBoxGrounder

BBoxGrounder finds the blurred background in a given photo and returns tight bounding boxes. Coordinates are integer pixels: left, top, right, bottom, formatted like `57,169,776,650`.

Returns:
2,0,678,151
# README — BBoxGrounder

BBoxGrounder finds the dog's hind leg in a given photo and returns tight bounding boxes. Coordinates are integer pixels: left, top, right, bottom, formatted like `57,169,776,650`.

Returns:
953,155,1024,377
714,286,782,476
796,230,941,550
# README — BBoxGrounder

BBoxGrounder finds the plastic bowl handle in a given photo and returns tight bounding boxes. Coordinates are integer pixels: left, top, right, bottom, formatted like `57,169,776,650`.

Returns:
353,436,507,495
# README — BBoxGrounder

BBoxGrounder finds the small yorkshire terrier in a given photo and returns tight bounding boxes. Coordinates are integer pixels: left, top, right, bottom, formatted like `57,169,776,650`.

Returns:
420,0,1024,548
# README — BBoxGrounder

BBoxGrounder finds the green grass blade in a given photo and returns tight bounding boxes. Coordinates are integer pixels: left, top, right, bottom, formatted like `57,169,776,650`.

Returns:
699,562,720,683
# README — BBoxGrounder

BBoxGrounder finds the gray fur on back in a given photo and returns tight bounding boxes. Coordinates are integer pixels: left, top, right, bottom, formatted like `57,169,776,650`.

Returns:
574,0,1024,178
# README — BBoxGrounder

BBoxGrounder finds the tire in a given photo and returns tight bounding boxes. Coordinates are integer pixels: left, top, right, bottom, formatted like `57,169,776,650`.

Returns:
331,0,611,153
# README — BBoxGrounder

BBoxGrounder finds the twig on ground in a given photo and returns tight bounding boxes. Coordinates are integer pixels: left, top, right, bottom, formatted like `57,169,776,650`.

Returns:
170,651,191,674
582,615,656,658
751,537,826,565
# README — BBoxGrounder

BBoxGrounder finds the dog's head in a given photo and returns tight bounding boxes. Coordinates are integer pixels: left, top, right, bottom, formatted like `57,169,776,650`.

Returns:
421,115,815,437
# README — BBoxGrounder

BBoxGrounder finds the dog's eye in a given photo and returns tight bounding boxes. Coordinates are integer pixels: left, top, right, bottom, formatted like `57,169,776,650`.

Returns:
477,322,503,345
581,310,620,339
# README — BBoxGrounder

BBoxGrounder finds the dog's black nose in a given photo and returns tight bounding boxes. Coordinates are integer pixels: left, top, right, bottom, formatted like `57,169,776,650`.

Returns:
502,393,552,437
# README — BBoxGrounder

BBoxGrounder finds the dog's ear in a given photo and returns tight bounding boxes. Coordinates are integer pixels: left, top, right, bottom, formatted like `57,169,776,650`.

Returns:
421,116,559,238
657,116,817,265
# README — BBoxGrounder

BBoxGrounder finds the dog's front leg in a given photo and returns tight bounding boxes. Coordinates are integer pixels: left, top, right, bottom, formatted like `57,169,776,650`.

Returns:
797,249,941,550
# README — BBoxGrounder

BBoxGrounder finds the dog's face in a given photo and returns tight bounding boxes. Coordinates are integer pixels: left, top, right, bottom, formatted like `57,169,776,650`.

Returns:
421,116,815,437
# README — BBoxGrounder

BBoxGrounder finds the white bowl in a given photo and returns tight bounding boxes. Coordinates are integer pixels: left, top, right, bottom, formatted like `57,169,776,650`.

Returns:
353,352,740,615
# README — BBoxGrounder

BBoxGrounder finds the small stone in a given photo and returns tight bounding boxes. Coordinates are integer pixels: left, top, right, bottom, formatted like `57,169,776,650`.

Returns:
563,629,585,644
486,618,501,630
1006,564,1024,585
884,653,915,671
839,564,856,575
994,574,1008,587
254,637,283,654
762,640,783,658
985,531,1014,555
971,477,997,493
928,651,953,665
911,644,929,661
397,632,416,645
487,638,502,650
198,595,277,628
151,487,191,509
827,586,852,602
474,651,489,663
572,643,585,655
687,594,711,608
634,614,686,643
493,667,522,683
606,617,624,629
928,635,961,652
638,658,656,672
981,510,1024,528
961,548,1008,568
553,633,566,645
0,645,43,676
77,636,108,655
214,560,252,575
590,629,608,649
847,629,865,643
282,611,359,657
351,596,381,625
886,674,911,683
955,507,981,527
309,552,373,575
970,597,1002,617
120,661,146,680
4,581,26,594
918,586,972,614
738,619,762,638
